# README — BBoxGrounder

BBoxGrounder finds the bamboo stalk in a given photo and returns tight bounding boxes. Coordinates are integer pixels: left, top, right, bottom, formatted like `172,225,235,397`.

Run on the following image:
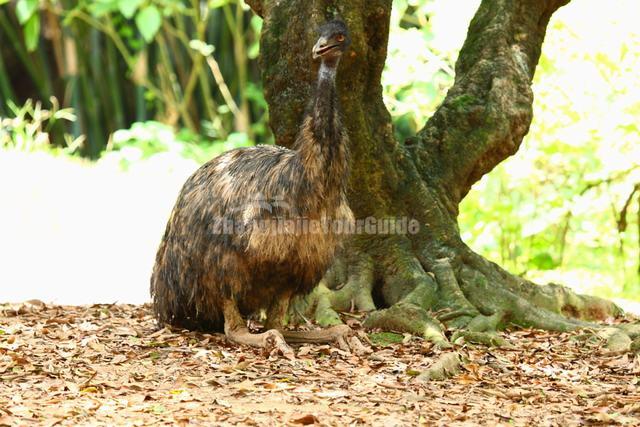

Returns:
63,9,165,102
197,65,220,135
106,41,125,130
205,55,241,119
168,9,220,135
0,9,47,98
164,18,189,87
159,31,197,130
156,33,194,128
233,3,251,138
134,52,147,122
0,50,16,113
222,3,250,137
36,47,54,100
62,25,82,143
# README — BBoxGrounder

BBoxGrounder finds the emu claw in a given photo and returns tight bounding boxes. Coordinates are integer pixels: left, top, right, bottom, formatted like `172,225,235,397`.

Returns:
264,329,296,360
331,325,373,356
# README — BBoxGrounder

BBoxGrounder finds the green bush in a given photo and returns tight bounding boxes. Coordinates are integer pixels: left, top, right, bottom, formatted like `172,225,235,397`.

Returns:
105,121,251,168
0,97,84,155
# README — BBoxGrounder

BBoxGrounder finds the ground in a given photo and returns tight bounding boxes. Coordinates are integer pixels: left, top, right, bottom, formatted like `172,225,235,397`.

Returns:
1,302,639,426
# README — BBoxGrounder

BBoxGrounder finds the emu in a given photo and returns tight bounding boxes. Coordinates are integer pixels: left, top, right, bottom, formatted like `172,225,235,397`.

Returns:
150,20,361,356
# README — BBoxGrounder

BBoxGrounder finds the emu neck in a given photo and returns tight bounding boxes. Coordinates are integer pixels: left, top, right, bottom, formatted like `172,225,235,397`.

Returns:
297,59,348,200
313,61,338,126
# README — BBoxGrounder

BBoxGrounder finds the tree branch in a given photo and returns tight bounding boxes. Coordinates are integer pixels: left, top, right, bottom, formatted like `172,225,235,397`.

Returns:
415,0,570,208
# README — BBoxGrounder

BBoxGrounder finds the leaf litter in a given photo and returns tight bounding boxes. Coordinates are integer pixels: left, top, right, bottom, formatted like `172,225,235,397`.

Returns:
0,302,639,426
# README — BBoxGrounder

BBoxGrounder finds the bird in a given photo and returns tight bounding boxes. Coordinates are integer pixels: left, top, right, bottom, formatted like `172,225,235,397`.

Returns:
150,20,358,356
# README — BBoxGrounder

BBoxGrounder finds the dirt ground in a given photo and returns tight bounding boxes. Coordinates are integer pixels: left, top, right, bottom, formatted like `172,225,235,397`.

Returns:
1,301,639,426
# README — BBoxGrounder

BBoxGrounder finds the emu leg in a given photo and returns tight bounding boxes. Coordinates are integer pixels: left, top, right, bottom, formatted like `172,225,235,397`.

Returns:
265,295,370,354
264,293,292,331
222,298,294,359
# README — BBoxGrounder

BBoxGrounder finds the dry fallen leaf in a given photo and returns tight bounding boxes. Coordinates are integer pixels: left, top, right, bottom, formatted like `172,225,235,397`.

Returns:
1,303,638,426
291,414,319,425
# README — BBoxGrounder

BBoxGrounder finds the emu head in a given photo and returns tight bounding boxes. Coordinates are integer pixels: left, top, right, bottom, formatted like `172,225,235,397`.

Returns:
312,20,351,60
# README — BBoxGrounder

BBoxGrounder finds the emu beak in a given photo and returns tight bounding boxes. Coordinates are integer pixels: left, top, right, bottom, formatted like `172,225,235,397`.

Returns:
312,37,329,59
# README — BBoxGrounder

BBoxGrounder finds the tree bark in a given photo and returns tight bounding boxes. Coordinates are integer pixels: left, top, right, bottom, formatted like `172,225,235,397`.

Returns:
246,0,636,348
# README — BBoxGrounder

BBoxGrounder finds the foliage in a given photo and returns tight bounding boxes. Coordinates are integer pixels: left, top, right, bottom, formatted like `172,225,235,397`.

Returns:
384,0,476,141
457,2,640,299
104,120,251,168
0,97,84,154
0,0,267,157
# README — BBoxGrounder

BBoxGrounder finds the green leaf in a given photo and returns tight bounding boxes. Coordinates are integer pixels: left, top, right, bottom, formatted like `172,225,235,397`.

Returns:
23,13,40,52
135,5,162,43
15,0,38,24
529,253,557,271
208,0,233,9
118,0,143,19
248,42,259,60
87,0,120,17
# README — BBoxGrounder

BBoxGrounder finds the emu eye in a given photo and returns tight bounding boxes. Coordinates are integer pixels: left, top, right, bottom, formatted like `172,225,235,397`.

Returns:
336,34,345,42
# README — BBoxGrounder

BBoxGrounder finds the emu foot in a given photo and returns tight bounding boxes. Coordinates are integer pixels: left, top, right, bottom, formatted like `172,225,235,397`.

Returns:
226,328,295,360
282,325,372,356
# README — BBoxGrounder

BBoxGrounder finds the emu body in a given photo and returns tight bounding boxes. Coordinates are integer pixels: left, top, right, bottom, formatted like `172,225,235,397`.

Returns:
151,141,351,330
151,20,357,354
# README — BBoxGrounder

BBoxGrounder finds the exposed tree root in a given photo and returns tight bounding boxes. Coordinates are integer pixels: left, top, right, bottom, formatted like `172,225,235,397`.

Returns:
430,259,480,328
618,323,640,338
451,331,509,348
291,253,376,327
364,302,450,349
418,352,462,381
595,328,633,353
291,238,638,354
460,249,622,322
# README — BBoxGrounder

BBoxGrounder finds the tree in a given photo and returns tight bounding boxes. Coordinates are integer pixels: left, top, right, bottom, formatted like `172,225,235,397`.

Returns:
245,0,639,348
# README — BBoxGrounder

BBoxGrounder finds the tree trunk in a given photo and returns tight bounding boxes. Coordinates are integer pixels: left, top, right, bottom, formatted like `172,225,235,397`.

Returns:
246,0,636,347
